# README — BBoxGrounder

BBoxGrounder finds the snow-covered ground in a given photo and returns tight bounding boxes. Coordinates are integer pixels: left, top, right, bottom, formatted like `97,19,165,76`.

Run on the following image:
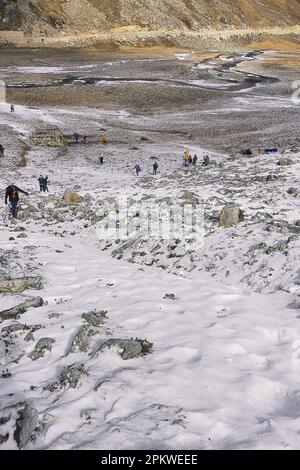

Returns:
1,53,300,449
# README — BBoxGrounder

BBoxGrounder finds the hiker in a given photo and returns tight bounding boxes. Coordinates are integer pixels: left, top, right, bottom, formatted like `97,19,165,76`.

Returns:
38,175,44,191
100,135,108,145
99,154,104,165
43,176,49,192
202,155,210,166
5,184,29,217
192,154,198,165
135,164,141,176
153,161,158,175
73,132,80,144
184,149,190,167
82,133,88,144
188,155,193,165
0,144,4,158
10,104,15,113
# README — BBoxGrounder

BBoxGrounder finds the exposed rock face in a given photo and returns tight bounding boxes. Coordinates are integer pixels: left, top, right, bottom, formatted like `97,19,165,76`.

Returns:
82,310,107,327
69,325,93,354
97,338,153,360
59,363,87,389
29,338,55,360
0,276,44,294
0,297,44,320
219,203,245,228
0,0,22,31
14,403,39,449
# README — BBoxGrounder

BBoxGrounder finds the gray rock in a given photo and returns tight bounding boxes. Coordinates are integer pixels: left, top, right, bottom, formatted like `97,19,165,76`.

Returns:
1,323,24,334
14,403,39,449
219,203,245,228
82,310,107,327
29,338,55,360
0,297,44,320
287,187,299,196
97,338,153,360
69,325,94,353
0,276,44,294
0,339,6,362
0,433,9,445
277,158,293,166
24,332,34,342
59,363,87,389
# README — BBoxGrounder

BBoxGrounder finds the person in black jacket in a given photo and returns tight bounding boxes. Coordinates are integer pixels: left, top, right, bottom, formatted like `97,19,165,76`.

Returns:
0,144,4,158
5,184,29,217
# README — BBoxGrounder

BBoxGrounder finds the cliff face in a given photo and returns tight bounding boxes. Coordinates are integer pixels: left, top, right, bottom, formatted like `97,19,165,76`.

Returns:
1,0,300,34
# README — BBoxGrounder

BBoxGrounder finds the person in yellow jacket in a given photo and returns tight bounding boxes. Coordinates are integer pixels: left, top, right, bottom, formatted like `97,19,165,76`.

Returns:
100,134,108,145
184,149,190,167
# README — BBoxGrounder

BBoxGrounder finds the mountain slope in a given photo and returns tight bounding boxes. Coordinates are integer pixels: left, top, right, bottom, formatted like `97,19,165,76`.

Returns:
0,1,299,49
1,0,300,34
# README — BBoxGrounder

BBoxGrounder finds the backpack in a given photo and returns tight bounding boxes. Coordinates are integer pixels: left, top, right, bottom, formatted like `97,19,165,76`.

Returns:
11,189,18,200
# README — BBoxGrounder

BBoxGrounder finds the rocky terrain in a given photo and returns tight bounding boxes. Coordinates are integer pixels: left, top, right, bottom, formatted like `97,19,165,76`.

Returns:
0,1,299,49
0,48,300,450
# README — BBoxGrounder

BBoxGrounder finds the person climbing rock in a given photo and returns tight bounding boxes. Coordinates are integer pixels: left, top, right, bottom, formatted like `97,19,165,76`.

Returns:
5,184,29,218
135,164,142,176
153,161,158,175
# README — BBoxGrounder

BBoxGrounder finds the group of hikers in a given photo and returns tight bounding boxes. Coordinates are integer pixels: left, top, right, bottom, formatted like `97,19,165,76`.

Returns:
73,132,109,145
3,147,211,218
184,150,210,167
38,175,49,192
183,149,198,167
134,161,159,176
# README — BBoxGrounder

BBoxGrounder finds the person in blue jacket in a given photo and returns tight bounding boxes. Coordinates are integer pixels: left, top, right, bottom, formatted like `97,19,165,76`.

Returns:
135,164,142,176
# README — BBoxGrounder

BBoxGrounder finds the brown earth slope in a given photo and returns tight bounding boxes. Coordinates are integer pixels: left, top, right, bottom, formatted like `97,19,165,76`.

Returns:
0,0,299,48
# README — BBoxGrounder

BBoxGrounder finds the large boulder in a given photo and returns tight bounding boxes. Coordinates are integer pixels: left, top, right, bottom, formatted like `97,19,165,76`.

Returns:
29,337,55,361
14,403,39,449
0,276,44,294
69,325,93,354
219,203,245,228
82,310,107,327
277,158,292,166
0,297,44,320
97,338,153,360
63,190,82,204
